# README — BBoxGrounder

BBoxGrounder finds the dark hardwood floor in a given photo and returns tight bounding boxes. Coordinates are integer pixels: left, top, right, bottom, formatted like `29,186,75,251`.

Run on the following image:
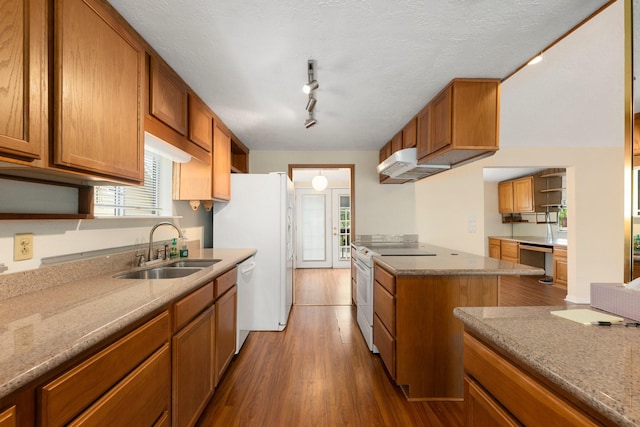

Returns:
197,269,567,426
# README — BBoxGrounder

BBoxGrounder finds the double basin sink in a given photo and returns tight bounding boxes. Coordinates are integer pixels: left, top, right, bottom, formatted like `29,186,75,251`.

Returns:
115,259,221,279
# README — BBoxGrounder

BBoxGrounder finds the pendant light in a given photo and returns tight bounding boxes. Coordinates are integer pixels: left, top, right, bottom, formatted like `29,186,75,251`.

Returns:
312,170,328,191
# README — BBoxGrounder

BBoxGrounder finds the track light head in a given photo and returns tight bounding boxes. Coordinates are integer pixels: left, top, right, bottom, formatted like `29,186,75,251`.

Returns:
303,80,319,94
304,117,317,128
305,97,317,112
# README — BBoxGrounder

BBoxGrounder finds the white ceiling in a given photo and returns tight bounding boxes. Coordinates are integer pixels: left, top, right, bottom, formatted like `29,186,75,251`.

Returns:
109,0,610,152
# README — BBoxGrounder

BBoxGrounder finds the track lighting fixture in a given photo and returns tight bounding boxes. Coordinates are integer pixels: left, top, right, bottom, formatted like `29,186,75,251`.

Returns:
305,97,317,112
304,115,317,128
303,59,319,128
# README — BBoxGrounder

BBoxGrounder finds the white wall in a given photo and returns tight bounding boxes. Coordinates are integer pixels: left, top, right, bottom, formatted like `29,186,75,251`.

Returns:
415,1,625,303
249,150,416,236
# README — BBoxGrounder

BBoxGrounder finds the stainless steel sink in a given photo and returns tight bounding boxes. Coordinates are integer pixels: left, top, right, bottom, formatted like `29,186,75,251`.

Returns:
166,259,221,268
115,267,203,280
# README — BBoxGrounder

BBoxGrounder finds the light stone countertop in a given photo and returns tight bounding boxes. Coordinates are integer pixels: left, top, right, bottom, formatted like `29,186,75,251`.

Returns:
0,248,255,400
454,306,640,426
373,243,545,276
489,235,568,247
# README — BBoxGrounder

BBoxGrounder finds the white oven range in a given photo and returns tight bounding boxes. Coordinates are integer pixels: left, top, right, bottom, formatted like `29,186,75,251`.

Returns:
351,235,435,352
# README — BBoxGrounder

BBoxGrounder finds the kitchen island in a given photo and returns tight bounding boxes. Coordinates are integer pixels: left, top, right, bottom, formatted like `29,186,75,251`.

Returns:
371,243,543,401
0,247,255,425
454,305,640,426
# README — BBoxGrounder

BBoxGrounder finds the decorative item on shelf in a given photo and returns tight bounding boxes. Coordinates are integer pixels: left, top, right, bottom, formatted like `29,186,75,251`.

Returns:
303,59,318,128
558,201,567,231
312,170,328,191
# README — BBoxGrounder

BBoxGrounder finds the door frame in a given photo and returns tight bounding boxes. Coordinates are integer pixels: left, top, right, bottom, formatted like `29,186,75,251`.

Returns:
288,164,355,239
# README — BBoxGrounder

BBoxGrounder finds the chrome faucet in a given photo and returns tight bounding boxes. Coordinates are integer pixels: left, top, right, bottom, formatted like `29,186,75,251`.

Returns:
148,222,183,263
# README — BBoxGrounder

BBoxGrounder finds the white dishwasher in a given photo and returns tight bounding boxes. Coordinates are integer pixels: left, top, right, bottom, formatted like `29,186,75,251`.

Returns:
236,255,256,354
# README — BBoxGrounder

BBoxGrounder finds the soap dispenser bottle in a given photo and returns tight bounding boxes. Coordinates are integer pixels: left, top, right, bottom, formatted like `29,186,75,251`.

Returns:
179,230,189,258
169,238,178,259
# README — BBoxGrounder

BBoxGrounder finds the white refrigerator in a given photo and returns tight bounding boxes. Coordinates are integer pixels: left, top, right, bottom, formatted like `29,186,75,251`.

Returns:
213,172,294,331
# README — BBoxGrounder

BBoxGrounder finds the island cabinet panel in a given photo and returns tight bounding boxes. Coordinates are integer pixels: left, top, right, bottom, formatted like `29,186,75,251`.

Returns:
463,332,601,426
0,406,16,427
172,305,215,427
0,0,46,162
373,262,498,400
53,0,145,183
40,311,170,427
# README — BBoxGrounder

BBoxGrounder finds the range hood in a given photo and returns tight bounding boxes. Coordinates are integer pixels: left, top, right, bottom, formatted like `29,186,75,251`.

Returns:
377,148,450,181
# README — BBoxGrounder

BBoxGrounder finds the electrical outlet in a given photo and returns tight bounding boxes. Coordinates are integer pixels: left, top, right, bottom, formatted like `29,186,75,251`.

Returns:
14,233,33,261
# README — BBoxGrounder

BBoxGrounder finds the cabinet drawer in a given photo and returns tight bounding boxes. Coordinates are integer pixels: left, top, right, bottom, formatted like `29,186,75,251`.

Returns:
215,267,237,298
464,333,599,426
464,376,520,427
69,344,171,426
174,281,214,331
553,246,567,260
41,311,169,427
373,314,395,379
373,282,395,335
500,241,519,263
0,406,16,427
374,264,395,295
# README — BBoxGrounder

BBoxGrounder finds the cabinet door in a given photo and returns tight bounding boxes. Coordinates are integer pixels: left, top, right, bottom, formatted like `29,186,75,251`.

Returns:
464,377,520,427
188,94,213,152
212,122,231,201
390,131,402,154
0,0,46,161
0,406,16,427
488,238,501,259
498,181,513,214
215,285,237,385
172,305,215,427
402,117,417,148
553,247,568,288
416,103,430,159
512,177,534,213
150,57,188,136
500,241,519,263
428,85,452,155
53,0,144,182
173,156,212,201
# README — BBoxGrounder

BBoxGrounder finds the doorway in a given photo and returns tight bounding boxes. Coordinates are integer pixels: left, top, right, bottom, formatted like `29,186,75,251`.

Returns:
289,165,354,268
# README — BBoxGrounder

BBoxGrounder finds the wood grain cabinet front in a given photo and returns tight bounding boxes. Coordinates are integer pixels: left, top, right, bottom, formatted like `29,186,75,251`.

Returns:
553,246,568,289
53,0,145,183
215,284,237,386
149,56,188,136
213,122,232,201
188,94,213,152
0,406,16,427
0,0,46,162
500,240,519,264
463,332,601,426
488,238,501,259
40,311,170,427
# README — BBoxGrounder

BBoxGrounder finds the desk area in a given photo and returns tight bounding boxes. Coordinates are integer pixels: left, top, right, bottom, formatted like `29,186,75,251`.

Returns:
488,236,568,288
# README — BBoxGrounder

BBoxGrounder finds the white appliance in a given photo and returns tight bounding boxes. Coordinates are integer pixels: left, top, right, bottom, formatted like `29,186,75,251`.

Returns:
235,255,256,353
213,173,294,331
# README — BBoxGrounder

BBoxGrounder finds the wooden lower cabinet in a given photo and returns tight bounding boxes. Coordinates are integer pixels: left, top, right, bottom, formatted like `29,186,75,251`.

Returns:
373,262,498,400
173,305,215,427
553,246,568,289
463,332,601,426
0,406,16,427
40,311,170,427
500,240,519,263
215,285,237,385
488,238,501,259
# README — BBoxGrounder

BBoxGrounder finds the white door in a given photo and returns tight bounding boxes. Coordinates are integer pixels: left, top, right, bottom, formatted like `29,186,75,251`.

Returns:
296,189,332,268
332,190,351,268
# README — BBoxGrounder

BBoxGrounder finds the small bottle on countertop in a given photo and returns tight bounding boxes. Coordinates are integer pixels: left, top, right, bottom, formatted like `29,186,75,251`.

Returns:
169,238,178,259
179,230,189,258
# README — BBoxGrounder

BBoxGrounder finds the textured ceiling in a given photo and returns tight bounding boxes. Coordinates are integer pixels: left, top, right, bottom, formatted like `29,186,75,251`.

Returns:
108,0,611,151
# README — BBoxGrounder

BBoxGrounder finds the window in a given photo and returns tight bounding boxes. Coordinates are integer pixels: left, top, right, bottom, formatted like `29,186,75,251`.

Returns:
94,150,172,217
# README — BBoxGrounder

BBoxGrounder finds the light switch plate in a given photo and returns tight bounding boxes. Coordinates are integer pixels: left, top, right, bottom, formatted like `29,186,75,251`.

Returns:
14,233,33,261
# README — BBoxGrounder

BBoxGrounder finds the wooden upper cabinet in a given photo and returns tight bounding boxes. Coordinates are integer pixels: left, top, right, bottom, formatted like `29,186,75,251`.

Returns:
402,118,417,148
150,56,188,136
428,85,453,155
416,103,430,159
421,78,499,164
512,176,534,213
212,122,231,201
634,113,640,157
188,94,213,152
0,0,46,162
498,181,514,214
391,131,403,154
53,0,145,183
